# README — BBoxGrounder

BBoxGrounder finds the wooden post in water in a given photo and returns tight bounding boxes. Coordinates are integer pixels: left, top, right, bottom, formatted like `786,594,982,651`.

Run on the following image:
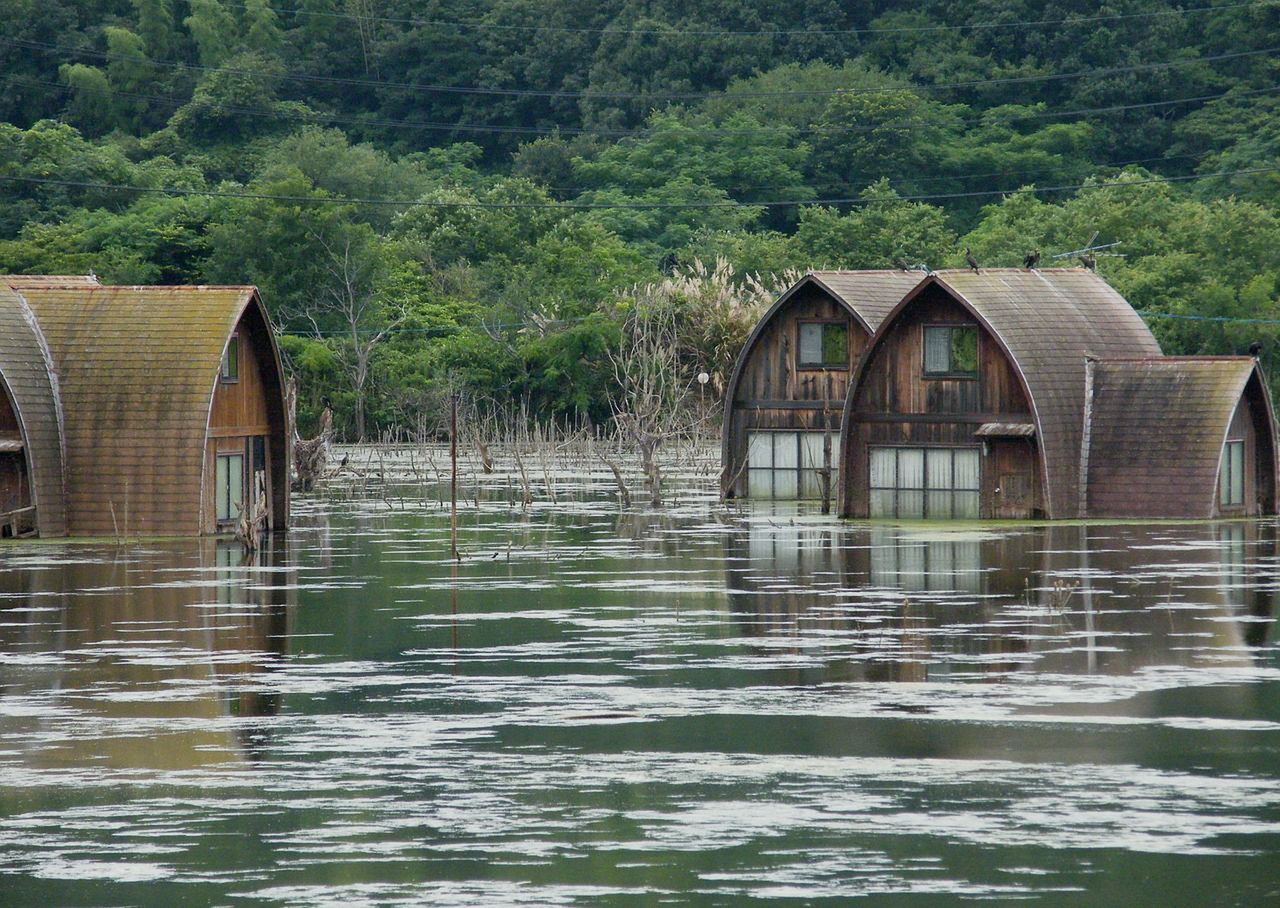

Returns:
450,390,459,562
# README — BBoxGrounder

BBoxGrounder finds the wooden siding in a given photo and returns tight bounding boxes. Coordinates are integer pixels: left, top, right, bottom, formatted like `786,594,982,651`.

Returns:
14,285,289,537
722,271,923,496
843,285,1041,519
0,285,66,536
1084,358,1278,518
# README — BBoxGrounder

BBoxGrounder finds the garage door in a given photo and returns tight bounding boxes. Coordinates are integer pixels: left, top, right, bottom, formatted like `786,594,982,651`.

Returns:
747,432,840,499
869,447,980,519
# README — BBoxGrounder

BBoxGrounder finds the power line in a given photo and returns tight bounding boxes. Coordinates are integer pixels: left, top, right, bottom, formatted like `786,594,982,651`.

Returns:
259,0,1266,38
5,35,1274,102
285,310,1280,340
3,166,1276,210
15,71,1279,140
1141,311,1280,326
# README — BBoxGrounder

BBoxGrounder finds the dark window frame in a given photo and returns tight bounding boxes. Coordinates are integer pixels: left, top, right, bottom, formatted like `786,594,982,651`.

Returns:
796,319,851,370
221,332,240,383
1220,437,1246,509
922,324,979,380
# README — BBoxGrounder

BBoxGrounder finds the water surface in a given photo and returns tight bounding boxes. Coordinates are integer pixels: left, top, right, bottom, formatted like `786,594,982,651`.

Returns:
2,466,1279,905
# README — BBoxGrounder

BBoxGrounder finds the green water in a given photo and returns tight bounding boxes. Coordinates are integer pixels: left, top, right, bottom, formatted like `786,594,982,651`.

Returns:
1,483,1279,906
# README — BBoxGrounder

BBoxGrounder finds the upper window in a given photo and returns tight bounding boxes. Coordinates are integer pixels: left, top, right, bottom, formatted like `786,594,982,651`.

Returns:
923,325,978,377
221,333,239,383
1220,439,1245,507
798,321,849,368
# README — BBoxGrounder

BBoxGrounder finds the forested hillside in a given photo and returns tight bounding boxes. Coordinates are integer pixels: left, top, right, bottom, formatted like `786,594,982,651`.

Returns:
2,0,1278,437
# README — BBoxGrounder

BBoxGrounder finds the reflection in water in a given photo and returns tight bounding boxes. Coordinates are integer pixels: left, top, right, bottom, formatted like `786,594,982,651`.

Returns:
0,537,293,770
728,519,1279,682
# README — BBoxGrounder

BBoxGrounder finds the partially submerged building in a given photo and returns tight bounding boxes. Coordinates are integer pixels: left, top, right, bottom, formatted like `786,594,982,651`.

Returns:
0,276,290,537
1083,357,1277,518
721,270,924,499
835,268,1278,520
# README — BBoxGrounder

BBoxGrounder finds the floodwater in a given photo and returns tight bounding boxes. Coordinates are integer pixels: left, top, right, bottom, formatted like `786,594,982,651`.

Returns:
2,456,1280,906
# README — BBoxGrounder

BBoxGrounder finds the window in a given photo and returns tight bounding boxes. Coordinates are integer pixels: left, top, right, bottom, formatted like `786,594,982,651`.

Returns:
923,326,978,377
798,321,849,367
221,333,239,382
1219,439,1245,508
747,431,841,499
216,453,244,523
869,447,980,519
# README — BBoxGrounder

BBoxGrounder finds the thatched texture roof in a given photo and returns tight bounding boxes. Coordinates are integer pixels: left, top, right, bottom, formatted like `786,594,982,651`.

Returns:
927,268,1162,517
1084,357,1275,518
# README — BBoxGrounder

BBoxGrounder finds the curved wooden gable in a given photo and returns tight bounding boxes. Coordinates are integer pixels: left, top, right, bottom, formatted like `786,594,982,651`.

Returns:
16,285,285,536
840,269,1162,518
721,270,924,490
1084,358,1278,518
0,285,67,536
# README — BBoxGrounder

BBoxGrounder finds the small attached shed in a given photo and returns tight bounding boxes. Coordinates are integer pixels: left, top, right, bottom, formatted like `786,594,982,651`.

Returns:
840,269,1162,520
3,279,290,537
1083,357,1278,518
722,270,924,499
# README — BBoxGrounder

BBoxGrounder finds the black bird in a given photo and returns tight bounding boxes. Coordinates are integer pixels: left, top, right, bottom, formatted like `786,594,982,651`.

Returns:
964,248,980,273
339,453,349,469
1249,341,1263,357
894,257,912,272
1023,249,1041,270
1077,253,1096,271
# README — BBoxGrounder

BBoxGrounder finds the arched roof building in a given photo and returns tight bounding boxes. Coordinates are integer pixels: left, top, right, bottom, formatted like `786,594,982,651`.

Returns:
839,268,1277,520
0,277,290,537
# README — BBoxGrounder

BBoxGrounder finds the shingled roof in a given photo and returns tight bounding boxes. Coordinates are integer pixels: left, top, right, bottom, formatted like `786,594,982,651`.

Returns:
1084,357,1274,518
9,285,265,536
0,285,66,535
805,271,927,333
874,268,1163,518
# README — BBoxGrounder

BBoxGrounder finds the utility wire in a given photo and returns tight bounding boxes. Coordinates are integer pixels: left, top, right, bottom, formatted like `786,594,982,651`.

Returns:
6,35,1274,102
14,72,1279,140
282,309,1280,340
3,166,1275,210
258,0,1268,38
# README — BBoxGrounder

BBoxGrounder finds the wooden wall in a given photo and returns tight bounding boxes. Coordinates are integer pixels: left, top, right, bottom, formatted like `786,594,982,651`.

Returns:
725,284,866,496
843,286,1043,518
1217,377,1277,518
203,306,288,533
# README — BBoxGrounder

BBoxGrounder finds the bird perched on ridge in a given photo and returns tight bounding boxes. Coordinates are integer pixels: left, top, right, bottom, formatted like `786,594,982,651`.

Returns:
1249,341,1263,357
964,248,980,273
1077,253,1096,271
1023,250,1041,270
894,257,912,272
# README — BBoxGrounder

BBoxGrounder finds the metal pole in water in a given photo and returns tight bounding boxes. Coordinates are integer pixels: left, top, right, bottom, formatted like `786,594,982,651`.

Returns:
451,390,459,562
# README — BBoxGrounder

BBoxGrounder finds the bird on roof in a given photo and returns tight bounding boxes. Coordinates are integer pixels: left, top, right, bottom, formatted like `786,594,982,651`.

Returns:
1023,250,1041,270
1249,341,1263,357
964,249,980,273
1077,253,1096,271
894,257,912,272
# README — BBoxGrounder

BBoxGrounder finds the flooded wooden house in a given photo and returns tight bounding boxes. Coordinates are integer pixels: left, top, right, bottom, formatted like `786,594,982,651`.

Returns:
0,276,290,537
838,268,1280,520
1083,357,1278,518
721,270,924,499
